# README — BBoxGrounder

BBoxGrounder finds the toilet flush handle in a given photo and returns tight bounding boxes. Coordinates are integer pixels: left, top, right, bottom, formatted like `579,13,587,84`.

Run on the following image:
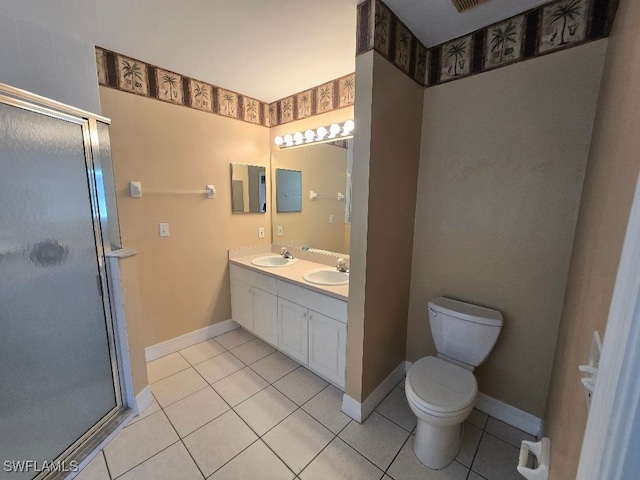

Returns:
428,307,437,317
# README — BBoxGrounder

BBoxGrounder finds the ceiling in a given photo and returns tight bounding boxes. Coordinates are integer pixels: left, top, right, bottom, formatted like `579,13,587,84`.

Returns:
384,0,550,47
0,0,550,103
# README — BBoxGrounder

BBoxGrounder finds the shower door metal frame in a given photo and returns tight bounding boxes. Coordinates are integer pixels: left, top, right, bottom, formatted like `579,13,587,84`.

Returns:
0,83,133,480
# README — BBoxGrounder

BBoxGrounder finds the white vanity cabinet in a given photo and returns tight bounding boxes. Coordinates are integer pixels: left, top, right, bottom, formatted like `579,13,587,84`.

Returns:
229,265,278,345
308,311,347,387
229,262,347,389
277,298,309,364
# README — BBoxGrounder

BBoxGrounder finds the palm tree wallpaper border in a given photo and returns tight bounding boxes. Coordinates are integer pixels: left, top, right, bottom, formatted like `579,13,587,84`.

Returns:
156,68,184,105
440,35,473,82
96,47,355,128
539,0,590,53
357,0,616,88
485,16,525,70
95,0,612,126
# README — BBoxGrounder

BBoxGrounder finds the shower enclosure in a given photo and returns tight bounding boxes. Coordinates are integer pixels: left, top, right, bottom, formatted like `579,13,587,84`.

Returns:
0,84,130,479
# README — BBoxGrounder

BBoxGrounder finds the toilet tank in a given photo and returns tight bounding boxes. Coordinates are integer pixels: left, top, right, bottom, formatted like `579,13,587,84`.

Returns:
428,297,503,368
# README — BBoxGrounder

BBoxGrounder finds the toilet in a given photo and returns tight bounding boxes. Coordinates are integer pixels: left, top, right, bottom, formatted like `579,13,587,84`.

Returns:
405,297,503,469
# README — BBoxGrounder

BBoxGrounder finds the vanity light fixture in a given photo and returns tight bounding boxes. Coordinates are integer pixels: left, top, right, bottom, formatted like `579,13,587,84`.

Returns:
274,119,354,149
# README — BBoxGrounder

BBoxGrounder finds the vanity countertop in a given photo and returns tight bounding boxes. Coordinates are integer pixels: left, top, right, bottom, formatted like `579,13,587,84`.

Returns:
230,252,349,301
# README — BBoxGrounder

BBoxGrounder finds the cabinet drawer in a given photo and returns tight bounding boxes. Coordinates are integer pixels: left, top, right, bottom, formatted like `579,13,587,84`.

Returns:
230,264,277,295
277,280,347,323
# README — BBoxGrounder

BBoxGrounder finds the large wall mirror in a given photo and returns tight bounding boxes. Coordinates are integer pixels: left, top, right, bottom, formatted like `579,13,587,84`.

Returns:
271,139,352,255
231,163,267,213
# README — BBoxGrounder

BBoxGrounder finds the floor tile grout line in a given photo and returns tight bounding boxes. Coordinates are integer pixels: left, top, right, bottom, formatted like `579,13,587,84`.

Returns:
382,428,412,476
155,383,212,410
294,413,356,478
215,329,258,351
163,365,263,479
147,362,192,385
107,437,182,480
231,368,340,477
246,359,299,385
178,346,228,369
186,346,228,365
203,374,299,478
101,449,113,480
468,428,487,476
332,426,388,476
373,407,414,434
157,397,208,480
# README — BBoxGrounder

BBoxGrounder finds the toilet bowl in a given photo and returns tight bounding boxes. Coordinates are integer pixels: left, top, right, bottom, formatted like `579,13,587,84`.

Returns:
405,297,502,469
406,356,477,468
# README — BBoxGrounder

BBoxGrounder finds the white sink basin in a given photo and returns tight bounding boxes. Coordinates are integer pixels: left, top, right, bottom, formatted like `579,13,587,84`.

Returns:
251,255,297,267
303,268,349,286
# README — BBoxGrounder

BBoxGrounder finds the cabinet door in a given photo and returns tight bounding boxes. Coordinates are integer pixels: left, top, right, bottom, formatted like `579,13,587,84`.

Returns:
231,279,253,330
252,287,278,345
308,311,347,388
277,298,308,364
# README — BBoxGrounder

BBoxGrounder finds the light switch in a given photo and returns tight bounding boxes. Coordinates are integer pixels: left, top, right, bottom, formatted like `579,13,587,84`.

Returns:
159,223,170,237
258,227,265,239
329,214,334,224
277,226,283,236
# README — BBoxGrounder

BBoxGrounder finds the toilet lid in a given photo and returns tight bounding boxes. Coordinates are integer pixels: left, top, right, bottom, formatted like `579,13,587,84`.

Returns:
407,356,477,414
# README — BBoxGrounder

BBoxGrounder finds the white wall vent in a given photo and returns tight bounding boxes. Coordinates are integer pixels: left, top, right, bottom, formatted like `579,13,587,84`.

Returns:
451,0,489,12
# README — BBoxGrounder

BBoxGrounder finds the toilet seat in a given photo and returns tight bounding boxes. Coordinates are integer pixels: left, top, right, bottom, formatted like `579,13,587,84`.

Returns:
406,356,477,417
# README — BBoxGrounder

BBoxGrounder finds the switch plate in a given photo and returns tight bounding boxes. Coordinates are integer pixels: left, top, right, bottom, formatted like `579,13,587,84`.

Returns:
277,226,283,236
159,223,170,237
329,214,334,224
258,227,265,239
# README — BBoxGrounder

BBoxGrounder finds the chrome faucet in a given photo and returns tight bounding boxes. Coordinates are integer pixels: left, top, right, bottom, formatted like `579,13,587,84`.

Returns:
336,257,349,273
281,247,294,259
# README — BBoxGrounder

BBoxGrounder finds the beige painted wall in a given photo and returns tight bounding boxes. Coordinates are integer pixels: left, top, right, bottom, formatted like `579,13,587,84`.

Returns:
347,51,423,401
361,53,423,398
100,87,271,347
346,51,374,401
272,143,348,254
407,40,608,417
545,2,640,477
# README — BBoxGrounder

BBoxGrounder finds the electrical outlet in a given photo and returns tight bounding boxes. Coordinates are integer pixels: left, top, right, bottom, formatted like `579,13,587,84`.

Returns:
159,223,170,237
277,226,283,236
329,214,334,224
258,227,265,238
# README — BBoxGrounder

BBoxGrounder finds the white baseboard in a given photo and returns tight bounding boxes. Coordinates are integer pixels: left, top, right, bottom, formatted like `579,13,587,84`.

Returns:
475,392,542,437
145,319,239,362
135,386,154,415
342,361,408,423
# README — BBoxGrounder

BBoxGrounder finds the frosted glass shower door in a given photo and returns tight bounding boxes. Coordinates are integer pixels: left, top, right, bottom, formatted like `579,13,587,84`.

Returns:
0,102,118,479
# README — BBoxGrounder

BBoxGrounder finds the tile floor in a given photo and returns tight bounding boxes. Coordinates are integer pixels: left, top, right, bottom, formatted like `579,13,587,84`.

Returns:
76,328,535,480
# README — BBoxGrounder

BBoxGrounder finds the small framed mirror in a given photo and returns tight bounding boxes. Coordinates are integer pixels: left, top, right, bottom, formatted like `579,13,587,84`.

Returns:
230,163,267,213
276,168,302,213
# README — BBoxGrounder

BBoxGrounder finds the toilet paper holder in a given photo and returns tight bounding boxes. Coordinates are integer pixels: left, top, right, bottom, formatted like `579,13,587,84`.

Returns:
517,438,550,480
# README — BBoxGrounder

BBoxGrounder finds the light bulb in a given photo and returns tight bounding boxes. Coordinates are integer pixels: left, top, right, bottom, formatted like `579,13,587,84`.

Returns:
304,129,315,143
328,123,341,138
316,126,328,140
284,134,294,147
274,135,284,146
341,120,354,136
294,132,304,145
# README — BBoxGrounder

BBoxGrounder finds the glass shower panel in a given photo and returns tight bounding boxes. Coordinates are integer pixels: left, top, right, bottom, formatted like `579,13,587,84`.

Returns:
0,103,117,479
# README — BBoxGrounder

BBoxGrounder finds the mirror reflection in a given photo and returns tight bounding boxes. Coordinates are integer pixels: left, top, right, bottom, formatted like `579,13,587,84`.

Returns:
276,169,302,212
271,140,352,255
231,163,267,213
